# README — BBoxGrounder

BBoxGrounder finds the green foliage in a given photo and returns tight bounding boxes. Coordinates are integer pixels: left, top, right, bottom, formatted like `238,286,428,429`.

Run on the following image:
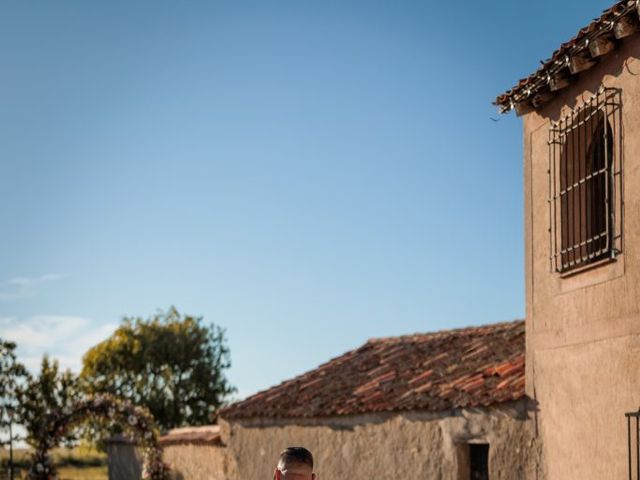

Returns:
17,355,80,448
0,338,27,445
25,394,170,480
80,307,235,431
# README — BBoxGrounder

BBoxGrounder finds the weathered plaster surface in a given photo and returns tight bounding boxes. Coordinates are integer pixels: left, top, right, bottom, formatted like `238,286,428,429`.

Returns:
219,401,539,480
162,444,233,480
523,35,640,480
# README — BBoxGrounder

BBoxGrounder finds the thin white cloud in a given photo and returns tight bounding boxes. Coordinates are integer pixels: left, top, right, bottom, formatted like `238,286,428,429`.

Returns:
0,273,66,301
0,315,118,373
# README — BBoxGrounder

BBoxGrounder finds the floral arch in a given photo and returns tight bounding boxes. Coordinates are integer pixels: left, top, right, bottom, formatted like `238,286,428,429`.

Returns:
27,394,170,480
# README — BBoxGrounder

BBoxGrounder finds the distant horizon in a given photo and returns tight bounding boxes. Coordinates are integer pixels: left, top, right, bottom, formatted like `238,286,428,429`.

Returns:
0,0,613,401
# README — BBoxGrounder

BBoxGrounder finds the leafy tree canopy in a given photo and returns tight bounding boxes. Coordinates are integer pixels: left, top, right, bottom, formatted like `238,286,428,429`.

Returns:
17,355,80,448
80,307,235,431
0,338,27,445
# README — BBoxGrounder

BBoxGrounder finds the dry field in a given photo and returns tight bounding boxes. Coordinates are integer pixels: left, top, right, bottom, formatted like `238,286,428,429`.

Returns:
0,446,107,480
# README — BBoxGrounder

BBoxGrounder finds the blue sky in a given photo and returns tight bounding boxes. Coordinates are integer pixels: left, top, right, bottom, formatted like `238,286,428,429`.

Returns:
0,0,613,400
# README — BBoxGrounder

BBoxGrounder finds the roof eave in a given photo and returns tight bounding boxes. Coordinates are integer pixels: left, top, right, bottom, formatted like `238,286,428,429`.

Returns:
494,0,638,115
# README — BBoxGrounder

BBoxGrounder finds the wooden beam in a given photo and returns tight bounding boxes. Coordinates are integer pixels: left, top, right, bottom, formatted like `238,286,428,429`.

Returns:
568,53,597,74
514,101,534,116
532,92,554,108
549,73,571,92
589,36,615,57
614,16,638,39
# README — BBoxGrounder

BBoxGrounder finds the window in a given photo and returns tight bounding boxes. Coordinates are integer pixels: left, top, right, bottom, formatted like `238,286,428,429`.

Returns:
548,87,622,273
457,442,490,480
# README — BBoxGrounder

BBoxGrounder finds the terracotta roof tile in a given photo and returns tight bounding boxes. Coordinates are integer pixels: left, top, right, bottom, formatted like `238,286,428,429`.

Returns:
159,425,222,447
220,320,525,420
408,369,433,385
495,0,638,112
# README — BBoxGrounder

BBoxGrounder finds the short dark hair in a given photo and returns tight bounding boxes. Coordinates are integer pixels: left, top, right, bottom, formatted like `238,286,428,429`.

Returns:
277,447,314,470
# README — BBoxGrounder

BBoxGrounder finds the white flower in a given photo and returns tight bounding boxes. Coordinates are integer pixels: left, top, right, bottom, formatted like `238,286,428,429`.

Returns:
128,415,138,426
35,463,44,472
144,430,152,439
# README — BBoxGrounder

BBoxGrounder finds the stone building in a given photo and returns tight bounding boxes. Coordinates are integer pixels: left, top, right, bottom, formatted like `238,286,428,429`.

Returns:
109,321,536,480
108,426,230,480
494,1,640,478
217,320,538,480
109,2,640,479
158,426,230,480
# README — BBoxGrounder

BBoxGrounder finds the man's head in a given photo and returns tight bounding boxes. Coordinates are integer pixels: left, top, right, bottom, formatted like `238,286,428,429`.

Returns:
274,447,316,480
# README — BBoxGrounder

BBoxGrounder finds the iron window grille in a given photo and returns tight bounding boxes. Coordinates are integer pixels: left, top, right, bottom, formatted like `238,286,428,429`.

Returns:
548,87,622,273
626,409,640,480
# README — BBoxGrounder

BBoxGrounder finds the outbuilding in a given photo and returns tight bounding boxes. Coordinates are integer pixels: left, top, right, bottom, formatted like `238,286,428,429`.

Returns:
218,320,539,480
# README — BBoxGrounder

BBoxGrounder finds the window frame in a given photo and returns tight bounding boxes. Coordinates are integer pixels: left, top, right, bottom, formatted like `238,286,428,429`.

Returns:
548,87,623,274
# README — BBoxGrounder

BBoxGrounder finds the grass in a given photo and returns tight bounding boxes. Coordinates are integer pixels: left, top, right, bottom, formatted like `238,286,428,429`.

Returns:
57,465,107,480
0,445,108,480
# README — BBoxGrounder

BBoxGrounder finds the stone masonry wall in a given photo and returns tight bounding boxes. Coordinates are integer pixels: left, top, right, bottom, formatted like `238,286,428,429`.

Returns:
220,401,540,480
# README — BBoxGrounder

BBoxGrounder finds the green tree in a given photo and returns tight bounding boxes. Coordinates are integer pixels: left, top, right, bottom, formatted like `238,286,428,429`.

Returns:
0,338,27,446
17,355,80,448
80,307,235,431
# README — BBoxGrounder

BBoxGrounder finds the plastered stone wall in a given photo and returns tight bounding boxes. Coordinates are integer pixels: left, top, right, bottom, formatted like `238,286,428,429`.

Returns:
106,441,232,480
106,437,142,480
522,34,640,480
163,444,233,480
220,401,539,480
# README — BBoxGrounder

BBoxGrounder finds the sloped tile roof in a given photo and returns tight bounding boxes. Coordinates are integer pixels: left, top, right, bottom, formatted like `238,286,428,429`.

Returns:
220,320,525,420
495,0,638,113
159,425,222,446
